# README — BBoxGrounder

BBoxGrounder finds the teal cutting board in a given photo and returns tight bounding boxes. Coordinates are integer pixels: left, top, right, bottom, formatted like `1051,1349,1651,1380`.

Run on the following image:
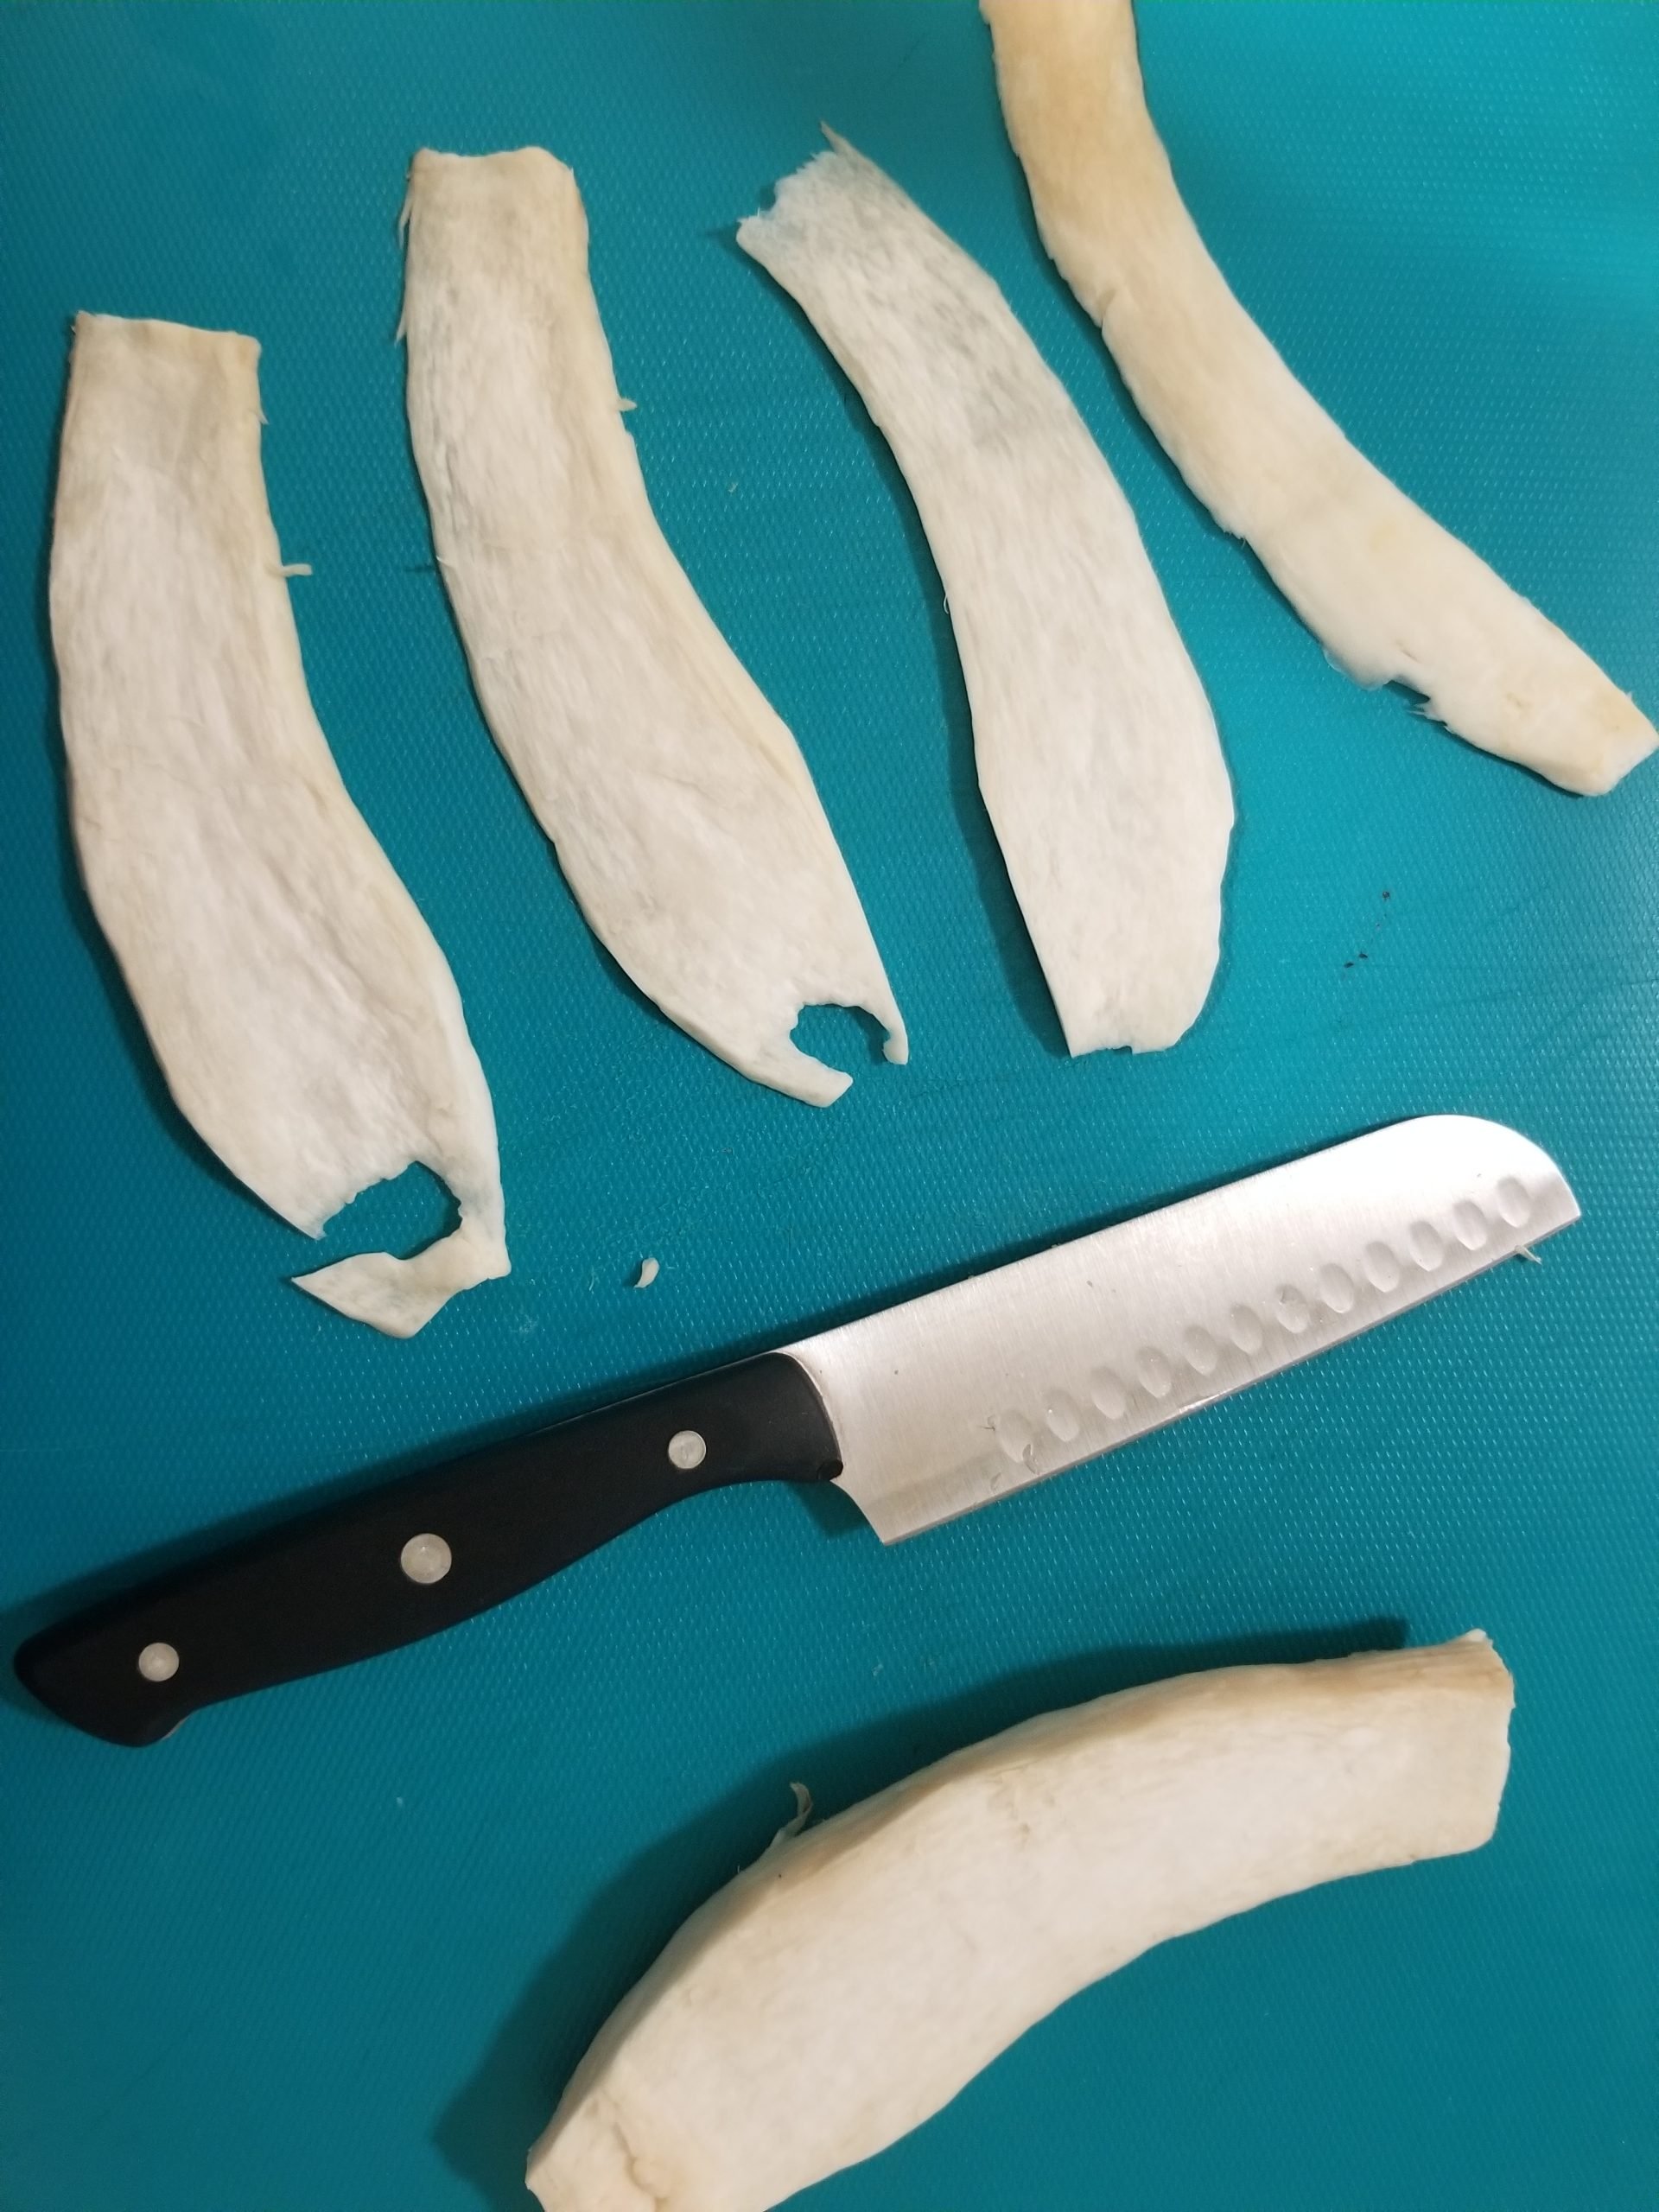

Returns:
3,5,1656,2207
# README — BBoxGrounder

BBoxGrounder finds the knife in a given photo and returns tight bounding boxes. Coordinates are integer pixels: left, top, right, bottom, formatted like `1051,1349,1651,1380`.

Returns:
16,1115,1576,1745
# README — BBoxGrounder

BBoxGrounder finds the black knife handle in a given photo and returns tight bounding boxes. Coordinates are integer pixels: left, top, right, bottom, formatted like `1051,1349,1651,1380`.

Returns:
15,1353,841,1747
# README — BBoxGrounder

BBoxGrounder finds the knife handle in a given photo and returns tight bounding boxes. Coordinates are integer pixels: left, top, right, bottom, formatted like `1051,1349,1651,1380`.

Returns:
15,1354,841,1747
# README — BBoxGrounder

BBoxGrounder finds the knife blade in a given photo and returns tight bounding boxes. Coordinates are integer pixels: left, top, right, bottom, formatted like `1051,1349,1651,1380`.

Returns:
16,1115,1575,1745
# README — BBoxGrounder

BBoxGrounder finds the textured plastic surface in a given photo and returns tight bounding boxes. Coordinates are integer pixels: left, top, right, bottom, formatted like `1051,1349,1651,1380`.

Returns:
1,5,1654,2209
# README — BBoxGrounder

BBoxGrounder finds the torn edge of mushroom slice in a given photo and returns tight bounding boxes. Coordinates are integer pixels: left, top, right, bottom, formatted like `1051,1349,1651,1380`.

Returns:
982,0,1656,797
528,1634,1513,2212
400,149,906,1107
739,137,1232,1055
49,314,508,1337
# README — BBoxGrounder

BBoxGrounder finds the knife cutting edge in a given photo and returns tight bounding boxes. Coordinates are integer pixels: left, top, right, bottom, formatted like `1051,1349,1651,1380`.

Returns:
16,1115,1576,1745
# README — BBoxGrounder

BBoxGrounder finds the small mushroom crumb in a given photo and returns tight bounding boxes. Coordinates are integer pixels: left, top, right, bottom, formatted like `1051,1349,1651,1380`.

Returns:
772,1781,813,1845
633,1256,659,1289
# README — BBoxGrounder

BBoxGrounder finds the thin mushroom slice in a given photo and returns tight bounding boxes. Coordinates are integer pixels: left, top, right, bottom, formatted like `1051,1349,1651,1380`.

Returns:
983,0,1656,796
50,313,508,1338
528,1634,1513,2212
740,137,1232,1055
400,149,906,1108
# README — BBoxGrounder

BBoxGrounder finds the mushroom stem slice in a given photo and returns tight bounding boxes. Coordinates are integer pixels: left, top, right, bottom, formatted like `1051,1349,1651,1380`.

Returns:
401,149,906,1107
740,137,1232,1054
50,313,508,1337
528,1633,1513,2212
983,0,1656,797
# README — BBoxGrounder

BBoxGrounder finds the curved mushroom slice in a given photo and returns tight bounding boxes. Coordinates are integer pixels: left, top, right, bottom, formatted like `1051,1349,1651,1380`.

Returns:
528,1634,1513,2212
740,138,1231,1055
400,149,906,1108
983,0,1656,797
50,314,508,1338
